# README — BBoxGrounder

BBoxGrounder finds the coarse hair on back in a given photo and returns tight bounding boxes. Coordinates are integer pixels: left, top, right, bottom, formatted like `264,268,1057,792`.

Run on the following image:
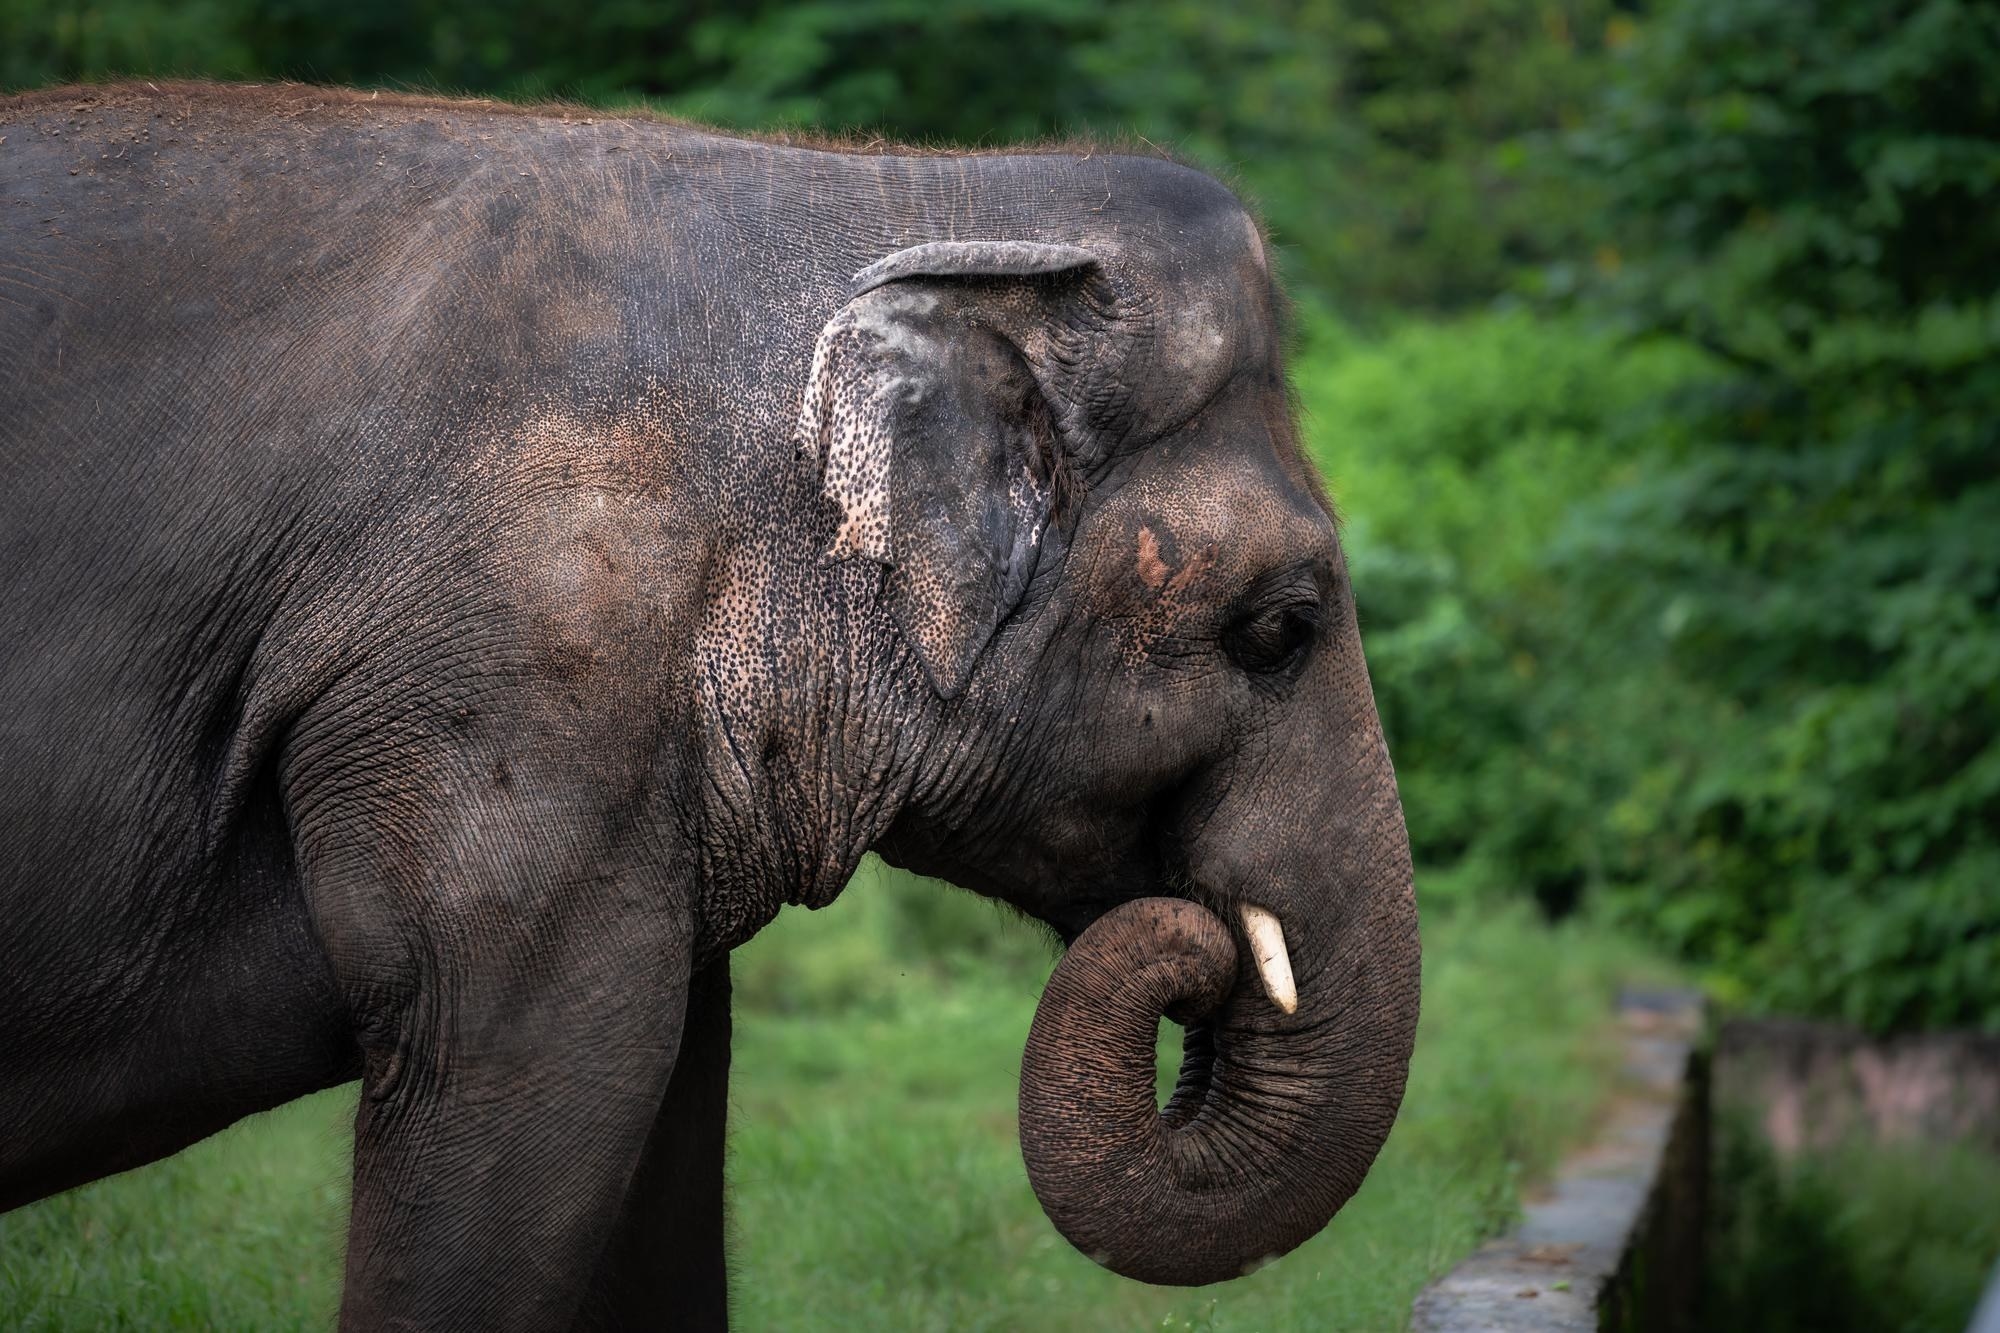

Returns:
4,75,1291,354
3,76,1275,256
4,77,1150,161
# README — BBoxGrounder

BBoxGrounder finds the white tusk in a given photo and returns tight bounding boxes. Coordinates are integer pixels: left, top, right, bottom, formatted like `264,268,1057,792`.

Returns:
1239,904,1298,1015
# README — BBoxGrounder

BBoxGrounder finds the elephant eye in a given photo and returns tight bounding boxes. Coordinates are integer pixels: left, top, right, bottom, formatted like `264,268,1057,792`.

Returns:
1225,597,1320,678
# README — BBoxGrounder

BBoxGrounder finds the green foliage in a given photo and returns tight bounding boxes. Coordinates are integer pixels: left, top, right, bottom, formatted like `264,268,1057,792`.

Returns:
0,866,1665,1329
1304,309,1998,1031
1298,0,2000,1033
1556,0,2000,1030
1298,311,1716,909
1704,1119,2000,1333
732,858,1055,1016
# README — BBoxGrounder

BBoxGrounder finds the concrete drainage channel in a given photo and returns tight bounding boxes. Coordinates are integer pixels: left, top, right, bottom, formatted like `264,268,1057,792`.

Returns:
1409,989,1708,1333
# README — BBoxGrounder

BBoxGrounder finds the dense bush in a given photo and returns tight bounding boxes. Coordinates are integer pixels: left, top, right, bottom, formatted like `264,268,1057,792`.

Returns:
1296,312,1714,910
1562,0,2000,1029
1307,0,2000,1032
1307,302,1997,1033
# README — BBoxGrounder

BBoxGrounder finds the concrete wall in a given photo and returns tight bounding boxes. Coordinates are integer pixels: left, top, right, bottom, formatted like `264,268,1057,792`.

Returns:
1714,1019,2000,1158
1409,990,1708,1333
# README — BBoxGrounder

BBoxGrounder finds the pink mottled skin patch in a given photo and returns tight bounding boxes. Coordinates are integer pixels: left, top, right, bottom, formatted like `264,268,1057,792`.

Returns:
1136,525,1170,589
1135,524,1218,596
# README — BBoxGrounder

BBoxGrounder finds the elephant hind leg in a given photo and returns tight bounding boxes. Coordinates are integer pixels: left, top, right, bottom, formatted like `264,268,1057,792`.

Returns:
573,959,733,1333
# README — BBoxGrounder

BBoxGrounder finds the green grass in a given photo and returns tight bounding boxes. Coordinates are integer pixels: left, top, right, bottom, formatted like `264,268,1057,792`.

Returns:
1704,1118,2000,1333
0,1093,351,1329
0,862,1666,1330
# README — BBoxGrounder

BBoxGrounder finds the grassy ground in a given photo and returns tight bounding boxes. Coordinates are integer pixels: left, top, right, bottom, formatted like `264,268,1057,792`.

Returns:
1704,1118,2000,1333
0,862,1667,1330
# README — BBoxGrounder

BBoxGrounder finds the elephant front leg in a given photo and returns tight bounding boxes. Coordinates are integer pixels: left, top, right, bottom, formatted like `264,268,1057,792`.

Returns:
574,959,733,1332
334,911,693,1332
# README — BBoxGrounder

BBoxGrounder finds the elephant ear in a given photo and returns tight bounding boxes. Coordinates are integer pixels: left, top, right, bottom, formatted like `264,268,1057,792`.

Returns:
797,241,1100,698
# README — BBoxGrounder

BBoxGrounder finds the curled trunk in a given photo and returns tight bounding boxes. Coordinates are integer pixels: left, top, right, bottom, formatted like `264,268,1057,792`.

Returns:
1018,889,1418,1285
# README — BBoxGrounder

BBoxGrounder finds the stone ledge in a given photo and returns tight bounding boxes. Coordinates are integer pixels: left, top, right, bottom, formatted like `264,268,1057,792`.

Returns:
1410,988,1707,1333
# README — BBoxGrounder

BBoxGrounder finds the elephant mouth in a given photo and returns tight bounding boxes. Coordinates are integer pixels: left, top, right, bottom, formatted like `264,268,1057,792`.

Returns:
1052,889,1299,1018
1051,890,1296,1130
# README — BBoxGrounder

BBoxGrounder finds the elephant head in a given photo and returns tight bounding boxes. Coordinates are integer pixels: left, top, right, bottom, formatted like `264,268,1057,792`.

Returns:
791,166,1419,1286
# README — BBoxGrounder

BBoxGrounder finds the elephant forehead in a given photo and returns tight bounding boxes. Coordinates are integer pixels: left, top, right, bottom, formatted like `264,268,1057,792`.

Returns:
1074,461,1331,684
1087,449,1330,595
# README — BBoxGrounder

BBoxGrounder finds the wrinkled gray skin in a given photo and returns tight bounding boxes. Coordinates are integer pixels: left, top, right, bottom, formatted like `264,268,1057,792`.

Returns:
0,84,1419,1328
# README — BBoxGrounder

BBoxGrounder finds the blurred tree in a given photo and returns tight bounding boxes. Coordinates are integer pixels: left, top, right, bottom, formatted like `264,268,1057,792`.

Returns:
1302,0,2000,1032
1557,0,2000,1029
1296,311,1717,915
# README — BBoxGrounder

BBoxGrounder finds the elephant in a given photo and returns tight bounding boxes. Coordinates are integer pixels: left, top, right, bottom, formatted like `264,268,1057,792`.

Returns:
0,82,1420,1328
